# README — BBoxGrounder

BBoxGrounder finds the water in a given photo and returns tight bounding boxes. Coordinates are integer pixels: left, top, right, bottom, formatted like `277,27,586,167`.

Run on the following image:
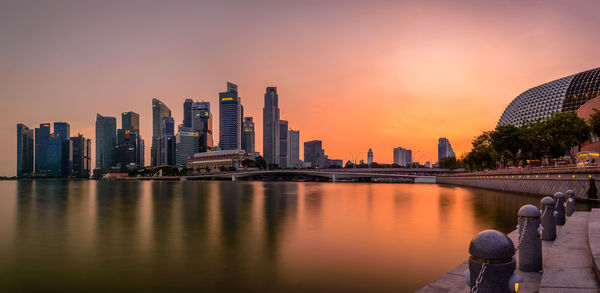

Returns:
0,180,595,292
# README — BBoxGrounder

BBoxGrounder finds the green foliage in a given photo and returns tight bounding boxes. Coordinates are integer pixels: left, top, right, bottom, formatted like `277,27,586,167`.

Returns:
439,156,460,170
589,109,600,138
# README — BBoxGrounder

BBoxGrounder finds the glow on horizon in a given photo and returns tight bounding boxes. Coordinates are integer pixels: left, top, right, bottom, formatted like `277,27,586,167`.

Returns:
1,0,600,175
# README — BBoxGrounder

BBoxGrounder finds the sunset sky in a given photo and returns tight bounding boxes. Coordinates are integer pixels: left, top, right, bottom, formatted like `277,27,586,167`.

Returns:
1,0,600,176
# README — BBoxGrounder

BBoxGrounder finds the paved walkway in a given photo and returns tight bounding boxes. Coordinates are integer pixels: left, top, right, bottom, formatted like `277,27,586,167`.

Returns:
417,212,599,292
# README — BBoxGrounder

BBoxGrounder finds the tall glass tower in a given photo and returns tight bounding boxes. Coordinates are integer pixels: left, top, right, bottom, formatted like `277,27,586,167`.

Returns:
35,123,51,175
279,120,288,168
96,114,117,169
152,98,171,166
17,124,34,177
263,87,280,165
242,117,255,155
183,98,193,128
191,101,213,152
219,82,242,150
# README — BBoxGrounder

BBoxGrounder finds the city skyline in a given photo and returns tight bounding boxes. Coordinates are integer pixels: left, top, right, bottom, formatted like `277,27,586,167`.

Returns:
2,0,600,175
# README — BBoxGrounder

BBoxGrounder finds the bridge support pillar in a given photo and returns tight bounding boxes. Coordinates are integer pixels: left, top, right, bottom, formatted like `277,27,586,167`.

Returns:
231,174,236,181
332,174,337,182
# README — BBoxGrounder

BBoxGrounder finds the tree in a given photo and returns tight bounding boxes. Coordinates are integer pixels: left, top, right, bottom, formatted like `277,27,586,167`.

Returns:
439,156,460,170
490,124,525,166
544,112,590,162
589,109,600,138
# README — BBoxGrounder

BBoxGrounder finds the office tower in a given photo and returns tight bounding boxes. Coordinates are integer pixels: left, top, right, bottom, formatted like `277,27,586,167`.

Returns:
183,98,193,128
152,98,171,166
159,117,175,165
176,132,200,167
367,148,373,166
438,137,455,162
242,117,255,155
406,149,412,166
393,147,410,167
279,120,288,168
192,101,213,152
287,129,300,168
16,124,34,177
219,82,242,150
139,139,145,167
122,111,140,132
304,140,326,168
96,114,117,169
53,122,71,177
263,87,280,165
70,134,91,178
34,123,50,175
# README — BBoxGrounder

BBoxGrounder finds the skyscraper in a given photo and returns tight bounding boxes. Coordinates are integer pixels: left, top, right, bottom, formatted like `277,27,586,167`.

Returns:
242,117,255,155
53,122,71,177
122,111,140,132
16,124,34,177
304,140,326,168
263,87,280,165
279,120,288,168
159,116,175,165
119,111,143,169
35,123,50,175
438,137,455,162
367,148,373,166
183,98,193,128
287,129,300,168
393,147,412,167
175,132,200,167
152,98,171,166
219,82,242,150
95,114,116,169
70,134,91,178
191,101,213,152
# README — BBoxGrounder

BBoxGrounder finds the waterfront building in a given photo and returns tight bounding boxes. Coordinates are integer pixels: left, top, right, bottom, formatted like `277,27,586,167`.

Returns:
53,122,71,177
187,149,248,172
498,67,600,127
393,147,412,167
304,140,326,168
367,148,373,166
279,120,288,168
183,98,193,128
176,132,200,168
263,87,280,165
70,134,91,178
326,159,343,168
151,98,171,166
122,111,140,132
288,129,300,168
219,82,242,150
191,101,213,152
438,138,455,162
242,117,255,155
16,124,34,177
35,123,51,174
96,114,117,169
119,111,143,168
158,117,175,165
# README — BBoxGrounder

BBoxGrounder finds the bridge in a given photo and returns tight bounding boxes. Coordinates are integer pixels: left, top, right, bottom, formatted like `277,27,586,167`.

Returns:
180,169,437,183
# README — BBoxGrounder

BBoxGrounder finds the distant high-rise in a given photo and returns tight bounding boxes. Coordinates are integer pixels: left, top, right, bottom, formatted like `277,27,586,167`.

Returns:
279,120,288,168
157,117,175,165
219,82,242,150
70,134,91,178
152,98,171,166
367,148,373,166
175,132,200,168
263,87,280,165
16,124,34,177
96,114,117,169
53,122,71,177
122,111,140,132
183,98,193,128
438,137,455,162
304,140,326,168
242,117,255,155
393,147,412,167
34,123,50,175
287,129,300,168
191,101,213,152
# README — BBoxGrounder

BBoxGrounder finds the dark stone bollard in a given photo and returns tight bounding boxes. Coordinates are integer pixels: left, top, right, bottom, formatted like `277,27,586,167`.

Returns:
540,196,557,241
464,230,523,293
554,192,566,225
566,190,576,216
517,204,543,272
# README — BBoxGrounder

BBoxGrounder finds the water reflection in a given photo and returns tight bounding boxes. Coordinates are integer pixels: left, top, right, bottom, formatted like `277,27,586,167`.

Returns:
0,180,598,292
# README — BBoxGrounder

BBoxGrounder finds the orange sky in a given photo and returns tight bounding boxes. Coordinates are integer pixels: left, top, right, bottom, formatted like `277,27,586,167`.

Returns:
1,0,599,175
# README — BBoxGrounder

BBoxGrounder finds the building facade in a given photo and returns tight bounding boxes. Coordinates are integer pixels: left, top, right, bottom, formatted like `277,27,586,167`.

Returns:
498,67,600,127
96,114,117,169
219,82,242,150
279,120,288,168
242,117,255,155
183,98,193,128
70,134,91,178
287,129,300,168
16,124,34,177
151,98,171,166
393,147,412,167
158,117,175,166
191,101,213,152
176,132,200,168
35,123,51,174
187,149,248,172
367,148,373,166
263,87,280,165
438,137,455,162
304,140,326,168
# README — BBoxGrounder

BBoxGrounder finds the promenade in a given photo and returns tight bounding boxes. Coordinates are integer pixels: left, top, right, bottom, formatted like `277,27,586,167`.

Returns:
417,209,600,292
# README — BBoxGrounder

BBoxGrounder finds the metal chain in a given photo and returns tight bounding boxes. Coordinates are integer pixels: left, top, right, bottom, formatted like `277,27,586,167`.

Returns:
541,206,548,218
471,262,488,293
516,218,528,252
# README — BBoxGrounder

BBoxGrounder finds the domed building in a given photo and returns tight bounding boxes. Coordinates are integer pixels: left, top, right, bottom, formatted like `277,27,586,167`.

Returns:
498,67,600,127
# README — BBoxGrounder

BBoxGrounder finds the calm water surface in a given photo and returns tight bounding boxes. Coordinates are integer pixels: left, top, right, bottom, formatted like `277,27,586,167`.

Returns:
0,180,594,292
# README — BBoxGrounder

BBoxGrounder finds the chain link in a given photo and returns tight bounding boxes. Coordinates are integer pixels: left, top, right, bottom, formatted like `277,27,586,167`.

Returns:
541,206,548,218
471,261,488,293
516,218,528,252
